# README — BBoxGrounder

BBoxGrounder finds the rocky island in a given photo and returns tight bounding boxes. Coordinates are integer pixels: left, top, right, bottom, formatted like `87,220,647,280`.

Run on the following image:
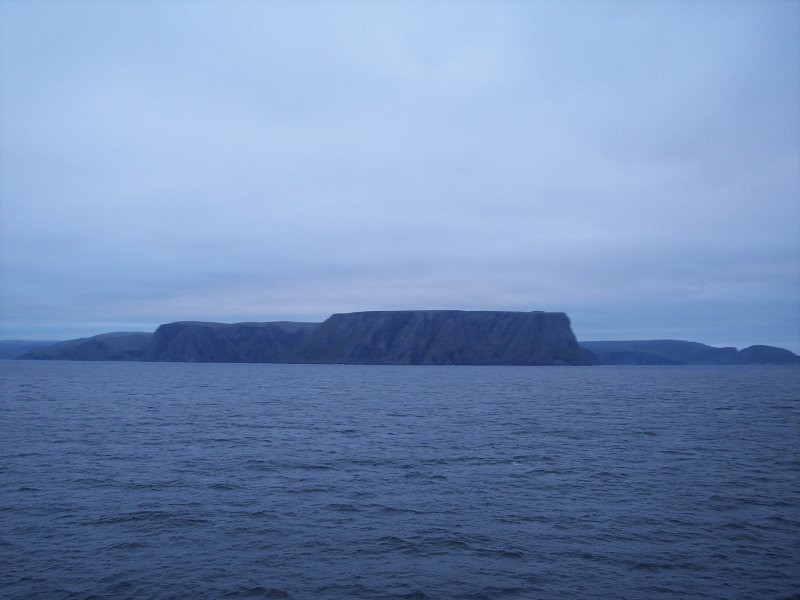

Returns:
18,310,594,365
12,310,799,365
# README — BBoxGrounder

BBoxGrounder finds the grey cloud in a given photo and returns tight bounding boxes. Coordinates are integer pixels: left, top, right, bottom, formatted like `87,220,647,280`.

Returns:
1,0,798,351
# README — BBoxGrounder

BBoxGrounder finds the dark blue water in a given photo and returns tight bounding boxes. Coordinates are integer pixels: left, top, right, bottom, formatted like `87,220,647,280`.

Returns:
1,361,798,599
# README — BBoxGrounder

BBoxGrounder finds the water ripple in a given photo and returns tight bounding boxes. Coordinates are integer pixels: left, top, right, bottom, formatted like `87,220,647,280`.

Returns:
1,362,799,599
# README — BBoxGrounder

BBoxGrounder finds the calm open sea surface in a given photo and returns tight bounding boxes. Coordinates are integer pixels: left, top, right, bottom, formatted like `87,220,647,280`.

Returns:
1,361,798,600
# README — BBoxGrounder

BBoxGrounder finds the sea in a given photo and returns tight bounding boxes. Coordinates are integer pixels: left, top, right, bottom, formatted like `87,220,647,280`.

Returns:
1,361,798,600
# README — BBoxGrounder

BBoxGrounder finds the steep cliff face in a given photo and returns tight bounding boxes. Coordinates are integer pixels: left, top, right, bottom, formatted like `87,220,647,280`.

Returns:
142,321,319,362
294,310,592,365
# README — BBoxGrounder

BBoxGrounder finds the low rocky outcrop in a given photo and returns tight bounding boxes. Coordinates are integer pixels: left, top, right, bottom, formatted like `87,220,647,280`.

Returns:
580,340,800,365
737,345,800,364
20,332,153,361
0,340,60,359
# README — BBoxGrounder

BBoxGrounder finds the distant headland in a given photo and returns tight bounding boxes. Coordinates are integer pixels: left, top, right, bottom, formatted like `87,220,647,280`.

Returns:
6,309,799,366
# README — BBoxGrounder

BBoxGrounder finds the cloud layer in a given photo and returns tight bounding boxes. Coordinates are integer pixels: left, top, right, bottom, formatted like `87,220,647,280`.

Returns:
1,0,798,350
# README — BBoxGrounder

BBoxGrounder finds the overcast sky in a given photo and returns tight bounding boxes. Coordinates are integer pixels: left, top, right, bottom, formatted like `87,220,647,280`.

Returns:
1,0,798,351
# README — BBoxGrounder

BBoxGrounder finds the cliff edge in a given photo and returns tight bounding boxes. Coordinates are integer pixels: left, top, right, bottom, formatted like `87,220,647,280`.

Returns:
294,310,592,365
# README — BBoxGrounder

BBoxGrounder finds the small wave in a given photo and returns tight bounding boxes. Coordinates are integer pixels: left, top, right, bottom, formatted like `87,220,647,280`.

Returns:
87,510,173,525
372,504,424,514
326,503,360,512
724,532,763,542
767,515,800,527
223,586,293,598
423,536,473,552
393,592,432,600
469,587,533,598
630,559,708,572
719,521,747,530
85,510,210,526
104,540,148,550
208,482,238,490
99,580,141,596
358,535,422,555
295,463,335,471
245,459,274,471
475,546,525,559
313,583,380,596
400,470,447,481
283,485,335,494
497,514,551,524
122,480,182,490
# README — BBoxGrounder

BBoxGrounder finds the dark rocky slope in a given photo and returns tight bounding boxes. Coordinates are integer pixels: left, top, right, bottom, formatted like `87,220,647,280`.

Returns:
293,310,591,365
142,321,319,362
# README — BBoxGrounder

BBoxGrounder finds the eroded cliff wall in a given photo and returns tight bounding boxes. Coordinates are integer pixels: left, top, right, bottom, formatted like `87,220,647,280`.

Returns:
293,310,592,365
